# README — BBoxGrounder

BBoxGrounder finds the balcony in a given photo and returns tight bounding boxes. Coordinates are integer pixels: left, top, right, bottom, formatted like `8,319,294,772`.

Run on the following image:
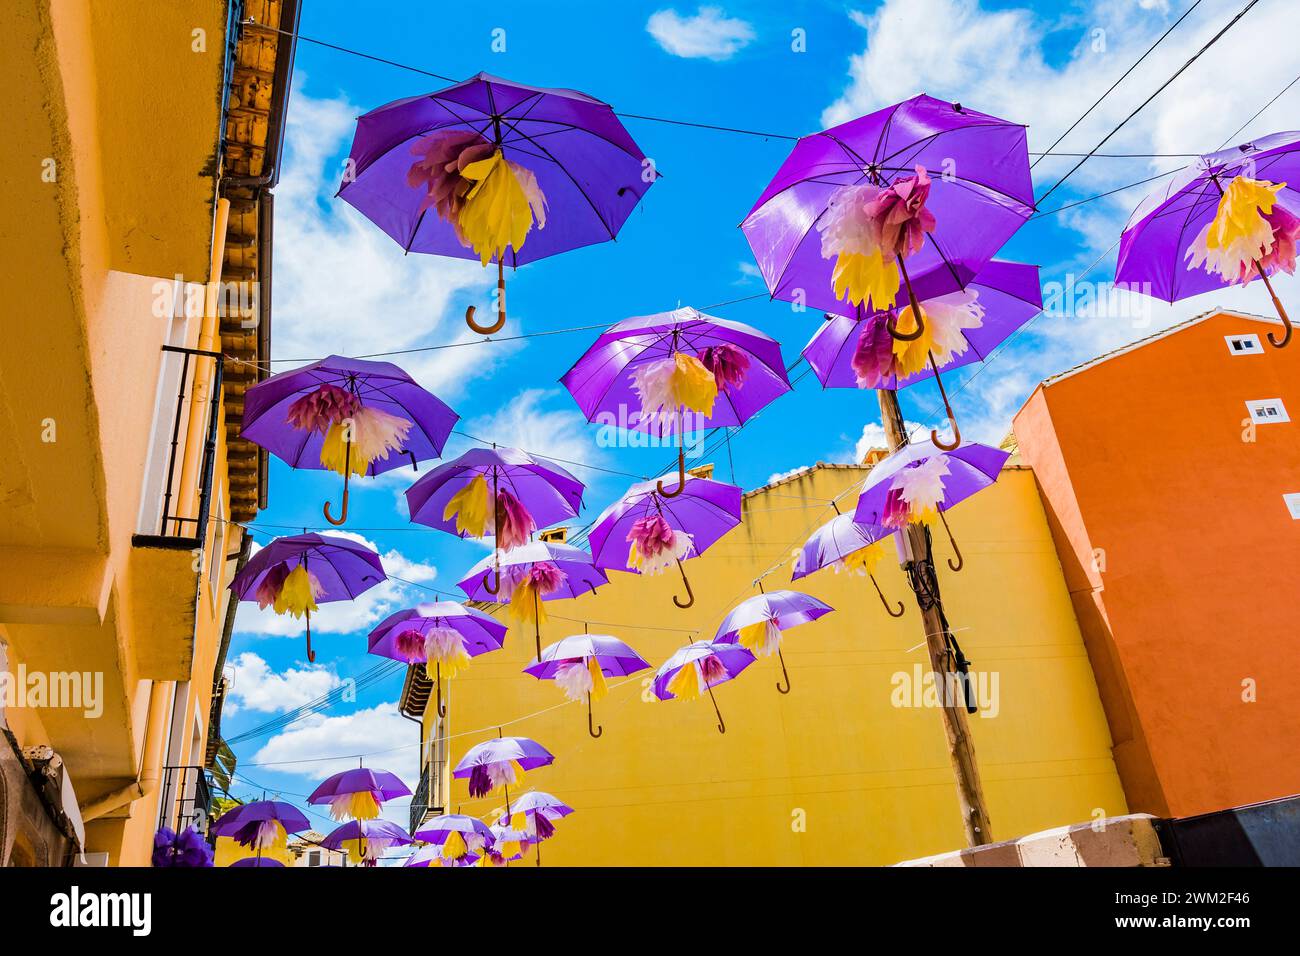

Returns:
158,764,214,836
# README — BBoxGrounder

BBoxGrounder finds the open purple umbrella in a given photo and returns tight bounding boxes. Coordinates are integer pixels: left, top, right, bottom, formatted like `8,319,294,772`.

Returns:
454,737,554,818
1117,131,1300,348
242,355,458,524
853,442,1011,572
211,800,311,859
367,602,508,719
653,640,755,735
229,858,285,868
412,814,495,867
791,509,904,617
339,72,655,335
742,94,1033,446
802,260,1041,446
524,634,651,738
588,474,742,609
457,540,607,658
321,819,412,867
713,587,833,695
229,533,385,662
560,308,791,496
307,767,411,822
407,446,585,597
496,791,574,868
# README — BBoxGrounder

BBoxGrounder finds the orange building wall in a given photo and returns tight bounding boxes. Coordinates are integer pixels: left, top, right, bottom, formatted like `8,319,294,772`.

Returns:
1013,311,1300,819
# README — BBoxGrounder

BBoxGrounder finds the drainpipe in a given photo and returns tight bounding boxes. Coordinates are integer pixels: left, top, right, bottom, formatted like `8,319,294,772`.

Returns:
81,681,172,821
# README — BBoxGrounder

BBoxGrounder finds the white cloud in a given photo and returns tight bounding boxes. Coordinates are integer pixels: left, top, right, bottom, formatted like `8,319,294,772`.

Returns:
647,6,755,60
273,79,521,400
224,652,341,716
250,703,418,789
235,532,442,637
463,387,604,472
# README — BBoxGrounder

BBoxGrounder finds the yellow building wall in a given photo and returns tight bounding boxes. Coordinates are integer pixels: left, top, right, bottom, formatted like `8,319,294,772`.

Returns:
433,462,1126,866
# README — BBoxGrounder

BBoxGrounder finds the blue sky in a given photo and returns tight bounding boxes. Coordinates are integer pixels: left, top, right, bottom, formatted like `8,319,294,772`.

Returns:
220,0,1299,833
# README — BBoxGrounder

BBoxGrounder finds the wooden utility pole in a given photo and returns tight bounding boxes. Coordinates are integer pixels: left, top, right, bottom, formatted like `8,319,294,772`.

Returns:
878,387,993,846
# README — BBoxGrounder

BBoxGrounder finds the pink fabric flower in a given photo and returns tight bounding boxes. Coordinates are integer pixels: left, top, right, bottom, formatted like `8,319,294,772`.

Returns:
394,629,426,664
863,165,936,260
698,654,726,687
407,129,495,222
699,344,751,394
286,384,361,435
881,487,911,530
627,514,676,558
851,312,897,388
253,564,290,610
1258,201,1300,279
495,489,536,552
528,561,566,595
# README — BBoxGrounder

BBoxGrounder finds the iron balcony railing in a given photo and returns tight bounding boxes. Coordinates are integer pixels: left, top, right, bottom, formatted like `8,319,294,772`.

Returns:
409,761,444,834
158,764,214,836
135,345,224,549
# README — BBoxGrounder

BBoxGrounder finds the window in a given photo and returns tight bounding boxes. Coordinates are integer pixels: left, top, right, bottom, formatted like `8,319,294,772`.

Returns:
1246,399,1289,424
1225,333,1264,355
1285,493,1300,520
308,851,321,867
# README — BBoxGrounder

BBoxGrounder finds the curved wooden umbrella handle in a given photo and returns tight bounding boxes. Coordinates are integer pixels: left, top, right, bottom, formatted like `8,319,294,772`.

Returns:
587,693,603,739
482,564,502,595
869,573,906,617
1256,263,1293,348
705,681,726,734
672,558,695,609
657,446,687,498
435,663,447,718
304,610,315,663
324,444,352,525
466,259,507,334
938,508,964,572
887,255,926,341
775,646,792,695
928,351,962,451
931,419,962,451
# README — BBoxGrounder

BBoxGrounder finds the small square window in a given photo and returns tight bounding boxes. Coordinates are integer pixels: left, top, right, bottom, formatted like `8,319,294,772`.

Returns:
1226,333,1264,355
1246,399,1289,424
1285,493,1300,520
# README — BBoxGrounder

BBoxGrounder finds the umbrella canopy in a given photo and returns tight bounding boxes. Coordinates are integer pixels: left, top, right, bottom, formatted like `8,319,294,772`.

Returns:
802,260,1042,390
412,813,496,847
741,94,1033,318
321,819,412,865
852,442,1011,528
1116,131,1300,347
242,355,458,476
588,474,741,571
405,446,585,547
413,814,495,866
454,736,554,799
339,73,654,265
229,858,285,868
307,768,410,822
456,541,607,602
714,591,833,644
497,790,575,830
524,634,651,680
560,308,792,433
791,513,892,580
210,800,311,849
652,641,755,733
488,824,532,862
367,602,507,666
228,533,387,662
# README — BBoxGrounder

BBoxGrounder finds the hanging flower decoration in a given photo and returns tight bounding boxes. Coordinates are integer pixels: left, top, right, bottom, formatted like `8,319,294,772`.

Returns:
890,289,986,379
327,788,382,822
881,456,951,529
230,818,288,854
699,343,751,395
394,626,472,679
735,618,782,657
440,827,490,865
442,478,537,550
626,514,695,575
1186,175,1300,285
834,540,888,577
552,657,608,703
408,132,548,266
253,562,322,619
152,827,213,868
468,759,526,799
506,562,567,633
666,651,727,700
285,384,413,478
817,165,936,309
631,352,719,427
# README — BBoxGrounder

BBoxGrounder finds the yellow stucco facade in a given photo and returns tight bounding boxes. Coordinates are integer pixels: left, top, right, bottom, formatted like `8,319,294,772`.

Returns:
0,0,289,866
417,457,1126,865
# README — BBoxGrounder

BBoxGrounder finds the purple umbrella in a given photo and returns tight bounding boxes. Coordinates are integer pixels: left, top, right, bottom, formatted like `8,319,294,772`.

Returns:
307,767,411,822
229,533,386,662
560,308,791,496
367,602,508,719
791,509,905,618
587,474,742,609
653,640,755,735
321,819,412,866
1117,131,1300,348
229,858,285,868
412,814,495,867
495,791,574,868
742,94,1033,447
210,800,311,857
406,446,585,595
713,587,833,695
457,540,607,659
523,633,651,738
852,442,1011,572
242,355,458,524
453,736,555,808
339,72,654,335
802,261,1041,447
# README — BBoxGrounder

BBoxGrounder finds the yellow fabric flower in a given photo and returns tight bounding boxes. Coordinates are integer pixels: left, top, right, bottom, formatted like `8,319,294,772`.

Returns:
832,250,900,309
443,475,492,538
